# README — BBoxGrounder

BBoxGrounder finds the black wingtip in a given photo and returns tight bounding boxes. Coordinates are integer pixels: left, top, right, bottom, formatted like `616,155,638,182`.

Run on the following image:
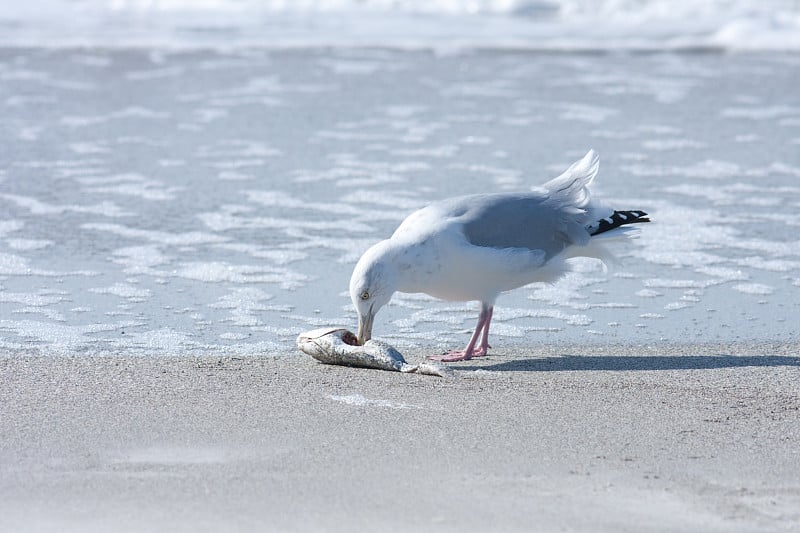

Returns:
588,210,651,236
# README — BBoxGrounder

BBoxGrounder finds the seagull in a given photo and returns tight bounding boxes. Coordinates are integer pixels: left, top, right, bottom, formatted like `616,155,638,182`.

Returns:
349,150,650,362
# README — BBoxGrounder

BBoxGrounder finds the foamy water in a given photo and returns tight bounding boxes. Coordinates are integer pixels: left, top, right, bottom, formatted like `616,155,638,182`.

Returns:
1,0,799,50
2,48,799,356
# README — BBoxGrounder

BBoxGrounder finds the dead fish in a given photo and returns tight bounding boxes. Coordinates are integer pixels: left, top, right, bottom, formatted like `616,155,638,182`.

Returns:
296,327,453,378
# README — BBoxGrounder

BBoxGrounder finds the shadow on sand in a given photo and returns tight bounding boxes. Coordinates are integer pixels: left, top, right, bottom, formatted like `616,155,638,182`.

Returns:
467,354,800,372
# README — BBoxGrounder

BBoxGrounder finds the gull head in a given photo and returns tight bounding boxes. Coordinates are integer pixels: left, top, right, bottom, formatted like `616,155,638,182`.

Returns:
349,240,398,345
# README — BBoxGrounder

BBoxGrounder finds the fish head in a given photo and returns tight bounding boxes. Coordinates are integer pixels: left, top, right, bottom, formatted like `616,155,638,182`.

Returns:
296,327,357,357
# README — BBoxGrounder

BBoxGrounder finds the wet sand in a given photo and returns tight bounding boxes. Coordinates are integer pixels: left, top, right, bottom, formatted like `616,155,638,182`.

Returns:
2,343,799,532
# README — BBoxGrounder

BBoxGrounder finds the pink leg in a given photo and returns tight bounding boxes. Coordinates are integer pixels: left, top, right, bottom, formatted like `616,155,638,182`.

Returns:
478,306,493,355
429,304,494,362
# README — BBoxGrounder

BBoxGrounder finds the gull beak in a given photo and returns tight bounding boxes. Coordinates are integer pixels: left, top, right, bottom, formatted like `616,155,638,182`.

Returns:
357,305,374,345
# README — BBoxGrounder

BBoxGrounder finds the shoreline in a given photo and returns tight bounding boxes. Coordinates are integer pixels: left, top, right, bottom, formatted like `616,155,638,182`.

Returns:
2,338,799,358
2,343,798,532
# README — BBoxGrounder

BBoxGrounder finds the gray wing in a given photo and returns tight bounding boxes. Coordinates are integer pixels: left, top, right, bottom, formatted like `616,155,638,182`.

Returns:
445,193,591,260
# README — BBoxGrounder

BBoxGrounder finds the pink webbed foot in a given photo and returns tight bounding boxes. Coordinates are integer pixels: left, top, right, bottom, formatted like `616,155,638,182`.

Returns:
428,304,494,362
427,345,490,362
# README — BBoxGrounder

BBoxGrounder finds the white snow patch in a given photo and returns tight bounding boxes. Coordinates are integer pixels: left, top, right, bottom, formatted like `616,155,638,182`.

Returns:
89,283,152,299
327,394,420,410
208,287,276,327
6,238,53,251
636,289,662,298
732,283,774,295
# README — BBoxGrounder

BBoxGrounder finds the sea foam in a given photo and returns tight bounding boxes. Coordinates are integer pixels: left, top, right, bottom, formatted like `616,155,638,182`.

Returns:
1,0,798,51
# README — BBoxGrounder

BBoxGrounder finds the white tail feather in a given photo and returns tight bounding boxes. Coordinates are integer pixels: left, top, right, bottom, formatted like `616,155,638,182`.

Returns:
566,226,643,270
543,149,599,211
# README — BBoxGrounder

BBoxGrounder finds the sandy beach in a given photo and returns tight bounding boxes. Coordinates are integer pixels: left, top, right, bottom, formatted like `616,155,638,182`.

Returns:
2,343,798,532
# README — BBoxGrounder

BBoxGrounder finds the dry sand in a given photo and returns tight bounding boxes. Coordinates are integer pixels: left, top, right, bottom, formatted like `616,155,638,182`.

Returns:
1,343,799,532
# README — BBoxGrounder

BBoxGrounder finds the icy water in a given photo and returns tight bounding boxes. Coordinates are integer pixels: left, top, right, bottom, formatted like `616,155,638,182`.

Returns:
1,48,799,355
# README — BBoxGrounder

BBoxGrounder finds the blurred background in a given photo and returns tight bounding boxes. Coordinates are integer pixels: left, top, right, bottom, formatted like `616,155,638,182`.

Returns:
2,0,799,50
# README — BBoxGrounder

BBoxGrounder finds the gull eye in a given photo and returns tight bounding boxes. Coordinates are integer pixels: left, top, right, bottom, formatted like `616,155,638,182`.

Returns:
360,290,370,301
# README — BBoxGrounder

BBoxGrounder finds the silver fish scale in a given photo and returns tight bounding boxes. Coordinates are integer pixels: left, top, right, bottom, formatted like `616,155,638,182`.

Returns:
296,327,452,377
